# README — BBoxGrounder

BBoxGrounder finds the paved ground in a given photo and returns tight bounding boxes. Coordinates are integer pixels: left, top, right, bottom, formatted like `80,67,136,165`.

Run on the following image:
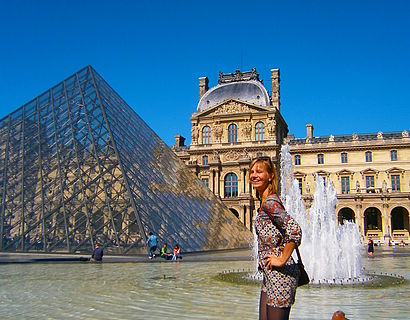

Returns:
0,247,254,264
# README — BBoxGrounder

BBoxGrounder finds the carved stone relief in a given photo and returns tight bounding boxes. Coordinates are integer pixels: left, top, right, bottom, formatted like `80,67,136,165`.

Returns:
241,119,252,140
213,121,223,143
224,150,240,162
191,124,199,144
266,116,276,138
213,101,251,115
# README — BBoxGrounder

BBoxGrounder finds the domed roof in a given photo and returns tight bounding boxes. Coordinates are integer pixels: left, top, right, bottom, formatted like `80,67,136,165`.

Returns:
197,80,270,112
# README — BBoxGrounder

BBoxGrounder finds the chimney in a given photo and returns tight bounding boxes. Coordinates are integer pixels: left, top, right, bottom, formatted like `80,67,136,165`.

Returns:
306,124,314,141
174,134,185,148
199,77,209,100
271,69,280,110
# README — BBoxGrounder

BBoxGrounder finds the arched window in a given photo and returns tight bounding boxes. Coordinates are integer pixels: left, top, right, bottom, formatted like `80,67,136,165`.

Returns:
255,122,265,141
202,126,211,145
224,173,238,198
228,124,237,143
202,155,208,166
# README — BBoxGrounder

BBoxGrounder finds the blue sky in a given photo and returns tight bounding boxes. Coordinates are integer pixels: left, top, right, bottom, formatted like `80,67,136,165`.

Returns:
0,0,409,146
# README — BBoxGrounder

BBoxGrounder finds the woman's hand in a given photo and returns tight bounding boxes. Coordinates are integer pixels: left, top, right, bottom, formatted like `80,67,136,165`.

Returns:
263,241,297,269
263,253,286,269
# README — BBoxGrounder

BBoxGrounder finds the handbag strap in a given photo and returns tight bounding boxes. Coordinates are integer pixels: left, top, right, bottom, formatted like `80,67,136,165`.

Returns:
295,246,303,265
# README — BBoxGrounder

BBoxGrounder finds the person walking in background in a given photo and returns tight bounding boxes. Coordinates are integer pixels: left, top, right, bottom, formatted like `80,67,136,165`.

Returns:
147,232,158,259
368,238,374,257
249,156,302,320
91,242,103,262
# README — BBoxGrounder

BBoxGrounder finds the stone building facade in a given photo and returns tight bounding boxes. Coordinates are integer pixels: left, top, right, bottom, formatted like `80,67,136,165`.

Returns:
288,126,410,245
173,67,410,244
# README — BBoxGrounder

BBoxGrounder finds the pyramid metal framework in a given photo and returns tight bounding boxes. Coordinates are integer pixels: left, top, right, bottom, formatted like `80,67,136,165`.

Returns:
0,66,252,255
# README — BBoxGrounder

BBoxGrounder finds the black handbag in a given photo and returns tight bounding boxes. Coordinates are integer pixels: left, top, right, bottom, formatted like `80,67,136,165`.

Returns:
296,246,310,286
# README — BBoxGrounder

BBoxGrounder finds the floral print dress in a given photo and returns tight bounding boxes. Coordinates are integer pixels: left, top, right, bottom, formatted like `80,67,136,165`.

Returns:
254,194,302,308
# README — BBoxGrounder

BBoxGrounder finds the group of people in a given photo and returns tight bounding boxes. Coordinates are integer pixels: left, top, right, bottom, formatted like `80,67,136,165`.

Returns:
146,232,182,261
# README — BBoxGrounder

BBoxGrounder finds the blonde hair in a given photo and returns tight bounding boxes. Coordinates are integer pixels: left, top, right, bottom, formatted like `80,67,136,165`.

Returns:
249,157,277,194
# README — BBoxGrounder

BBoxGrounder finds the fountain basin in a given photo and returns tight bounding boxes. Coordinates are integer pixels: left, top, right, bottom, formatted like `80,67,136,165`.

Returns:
216,269,407,288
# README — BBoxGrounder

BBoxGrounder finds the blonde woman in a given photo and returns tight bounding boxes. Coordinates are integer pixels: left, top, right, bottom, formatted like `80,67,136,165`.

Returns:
250,157,302,320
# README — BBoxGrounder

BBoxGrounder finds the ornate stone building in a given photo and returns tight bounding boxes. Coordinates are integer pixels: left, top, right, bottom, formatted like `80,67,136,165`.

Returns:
174,67,410,244
287,126,410,245
173,68,288,231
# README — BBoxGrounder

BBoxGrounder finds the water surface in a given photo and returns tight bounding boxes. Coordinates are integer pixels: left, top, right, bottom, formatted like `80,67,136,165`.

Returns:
0,247,408,319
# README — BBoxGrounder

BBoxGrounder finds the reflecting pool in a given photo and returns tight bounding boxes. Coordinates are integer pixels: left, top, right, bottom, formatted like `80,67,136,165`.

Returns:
0,247,409,320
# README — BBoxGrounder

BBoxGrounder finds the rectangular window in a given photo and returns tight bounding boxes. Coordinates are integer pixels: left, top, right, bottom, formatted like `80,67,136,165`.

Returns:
365,151,372,162
366,175,375,192
317,154,324,164
341,176,350,194
201,178,209,188
297,178,303,194
390,150,397,161
202,155,208,166
341,152,348,163
295,155,301,166
391,175,400,192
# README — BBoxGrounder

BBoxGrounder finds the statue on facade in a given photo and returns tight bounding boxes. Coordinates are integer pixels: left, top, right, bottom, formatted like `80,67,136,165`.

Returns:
329,134,335,142
402,130,409,138
266,117,276,138
211,150,220,162
241,119,252,140
352,133,359,141
213,121,223,142
356,180,360,193
191,124,199,143
382,180,387,193
377,131,383,139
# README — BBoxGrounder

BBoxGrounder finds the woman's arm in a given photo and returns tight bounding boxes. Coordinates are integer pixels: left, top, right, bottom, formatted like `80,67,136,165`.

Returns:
264,240,296,268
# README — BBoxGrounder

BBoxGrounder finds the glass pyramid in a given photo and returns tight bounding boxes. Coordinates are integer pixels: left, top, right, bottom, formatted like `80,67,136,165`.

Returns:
0,66,252,255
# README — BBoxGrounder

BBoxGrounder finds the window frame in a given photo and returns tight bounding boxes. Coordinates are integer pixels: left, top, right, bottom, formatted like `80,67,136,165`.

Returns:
317,153,324,165
365,175,375,192
228,123,237,143
341,152,348,164
294,155,301,166
341,176,350,194
365,151,372,162
390,150,398,161
255,121,265,141
224,172,238,198
391,174,400,192
201,178,209,188
202,126,211,145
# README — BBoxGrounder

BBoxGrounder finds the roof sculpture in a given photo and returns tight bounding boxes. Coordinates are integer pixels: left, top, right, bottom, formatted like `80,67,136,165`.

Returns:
0,66,252,255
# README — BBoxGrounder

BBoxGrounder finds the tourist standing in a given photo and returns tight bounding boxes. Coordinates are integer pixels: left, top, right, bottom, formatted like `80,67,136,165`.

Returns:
367,239,374,257
146,232,158,259
91,242,103,262
249,156,302,320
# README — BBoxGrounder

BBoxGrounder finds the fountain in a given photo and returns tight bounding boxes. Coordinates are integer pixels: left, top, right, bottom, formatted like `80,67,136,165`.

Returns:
220,145,405,288
280,144,363,284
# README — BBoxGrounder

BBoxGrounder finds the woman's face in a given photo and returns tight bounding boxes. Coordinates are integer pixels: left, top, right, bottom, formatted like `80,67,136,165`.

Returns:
249,161,273,193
